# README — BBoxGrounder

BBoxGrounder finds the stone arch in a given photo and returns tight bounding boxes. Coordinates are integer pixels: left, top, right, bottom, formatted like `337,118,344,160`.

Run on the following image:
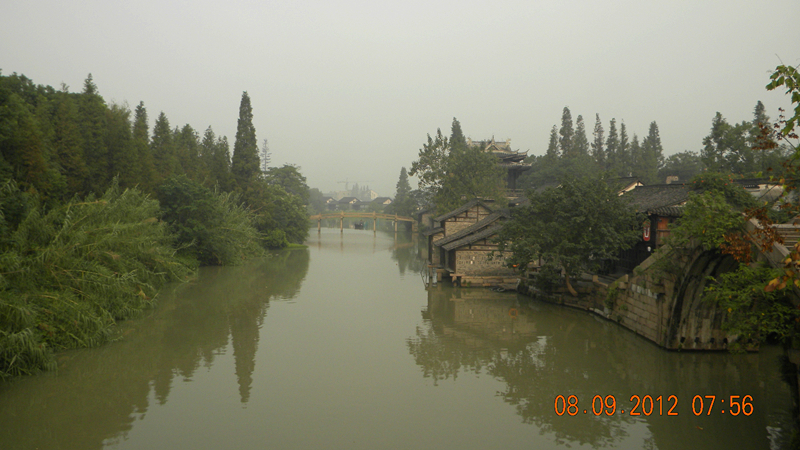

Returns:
665,249,738,350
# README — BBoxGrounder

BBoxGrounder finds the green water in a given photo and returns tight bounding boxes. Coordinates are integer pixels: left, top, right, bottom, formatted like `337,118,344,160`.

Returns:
0,229,794,449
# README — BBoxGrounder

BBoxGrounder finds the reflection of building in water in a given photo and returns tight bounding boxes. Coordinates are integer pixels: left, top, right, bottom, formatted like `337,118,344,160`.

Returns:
424,200,518,287
409,286,794,449
427,287,536,342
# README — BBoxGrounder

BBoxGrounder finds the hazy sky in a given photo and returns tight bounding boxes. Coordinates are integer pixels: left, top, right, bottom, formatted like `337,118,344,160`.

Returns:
3,0,799,196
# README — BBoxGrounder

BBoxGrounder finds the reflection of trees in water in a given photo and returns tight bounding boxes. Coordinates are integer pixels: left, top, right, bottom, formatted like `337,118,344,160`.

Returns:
390,233,425,276
407,286,793,449
0,249,310,450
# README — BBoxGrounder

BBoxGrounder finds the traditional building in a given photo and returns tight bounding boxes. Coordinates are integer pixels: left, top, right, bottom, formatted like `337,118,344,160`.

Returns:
425,199,516,286
616,184,691,271
466,138,531,196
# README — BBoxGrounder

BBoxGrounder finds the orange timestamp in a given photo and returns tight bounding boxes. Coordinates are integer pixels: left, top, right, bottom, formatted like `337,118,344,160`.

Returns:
554,394,754,417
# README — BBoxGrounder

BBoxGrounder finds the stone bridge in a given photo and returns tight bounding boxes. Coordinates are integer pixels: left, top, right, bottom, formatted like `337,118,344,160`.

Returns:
309,212,415,232
522,219,800,351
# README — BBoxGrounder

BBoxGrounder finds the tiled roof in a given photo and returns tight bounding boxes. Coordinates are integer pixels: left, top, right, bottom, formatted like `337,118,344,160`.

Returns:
432,199,495,223
647,205,684,217
433,210,510,247
732,178,775,189
423,227,444,237
622,184,691,213
607,176,643,193
443,224,504,251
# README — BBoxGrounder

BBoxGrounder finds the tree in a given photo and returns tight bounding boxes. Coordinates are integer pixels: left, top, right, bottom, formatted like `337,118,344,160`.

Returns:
544,125,559,163
450,117,466,149
591,114,605,168
629,134,642,179
639,121,665,183
104,103,137,189
605,118,619,175
259,138,271,174
151,111,179,183
410,120,505,214
132,102,156,192
573,115,590,158
496,175,640,295
658,151,703,183
264,164,309,203
388,167,414,217
618,122,630,176
409,128,448,202
78,74,108,193
231,91,260,188
175,124,200,180
559,107,574,158
51,89,86,197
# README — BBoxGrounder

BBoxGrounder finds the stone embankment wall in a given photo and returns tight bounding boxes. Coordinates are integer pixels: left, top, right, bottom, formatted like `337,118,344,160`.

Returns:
519,246,742,351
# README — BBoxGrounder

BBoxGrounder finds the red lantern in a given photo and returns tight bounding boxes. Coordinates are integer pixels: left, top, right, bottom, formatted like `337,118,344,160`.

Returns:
643,220,651,241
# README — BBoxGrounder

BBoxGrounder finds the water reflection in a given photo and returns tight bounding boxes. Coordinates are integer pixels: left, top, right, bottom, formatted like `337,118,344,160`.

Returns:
389,232,424,276
408,285,794,449
0,250,309,450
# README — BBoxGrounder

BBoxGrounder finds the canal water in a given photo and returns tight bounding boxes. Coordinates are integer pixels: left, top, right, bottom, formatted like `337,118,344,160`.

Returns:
0,229,795,449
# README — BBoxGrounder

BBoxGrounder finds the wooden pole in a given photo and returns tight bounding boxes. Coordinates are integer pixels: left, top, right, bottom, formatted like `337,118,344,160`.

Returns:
340,211,344,233
394,214,398,232
318,218,321,233
373,212,376,233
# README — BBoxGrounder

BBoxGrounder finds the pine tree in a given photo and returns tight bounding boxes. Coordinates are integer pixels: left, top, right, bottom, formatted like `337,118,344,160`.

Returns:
450,117,466,149
132,102,156,192
213,135,234,191
630,134,642,179
0,93,50,194
573,115,589,157
231,91,260,188
175,124,199,180
753,100,769,128
640,121,664,183
52,89,87,196
545,125,559,163
259,138,271,174
105,103,136,189
618,122,630,177
392,167,414,216
78,74,108,193
559,107,574,158
605,118,619,175
591,113,605,168
151,112,179,183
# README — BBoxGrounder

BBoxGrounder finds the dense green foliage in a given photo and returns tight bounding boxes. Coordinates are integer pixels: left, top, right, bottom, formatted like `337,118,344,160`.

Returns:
703,263,797,350
520,101,786,191
409,118,505,214
496,175,640,293
157,175,262,265
385,167,415,217
0,71,311,379
0,181,193,379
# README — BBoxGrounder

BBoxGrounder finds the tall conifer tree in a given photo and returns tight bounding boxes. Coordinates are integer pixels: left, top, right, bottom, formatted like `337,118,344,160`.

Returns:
618,122,630,176
52,89,87,196
78,74,108,193
231,91,260,188
559,107,574,158
573,115,589,157
605,118,619,175
132,102,156,192
591,113,605,168
450,117,466,149
545,125,559,163
151,112,179,183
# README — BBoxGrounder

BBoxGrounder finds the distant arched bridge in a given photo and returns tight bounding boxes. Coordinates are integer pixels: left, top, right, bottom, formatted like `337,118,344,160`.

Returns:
309,211,415,232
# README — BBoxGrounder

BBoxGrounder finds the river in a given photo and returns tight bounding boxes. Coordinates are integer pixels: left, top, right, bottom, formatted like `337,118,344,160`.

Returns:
0,229,795,449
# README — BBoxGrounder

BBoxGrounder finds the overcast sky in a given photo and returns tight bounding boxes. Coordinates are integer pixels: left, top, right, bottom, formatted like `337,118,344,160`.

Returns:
3,0,799,196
